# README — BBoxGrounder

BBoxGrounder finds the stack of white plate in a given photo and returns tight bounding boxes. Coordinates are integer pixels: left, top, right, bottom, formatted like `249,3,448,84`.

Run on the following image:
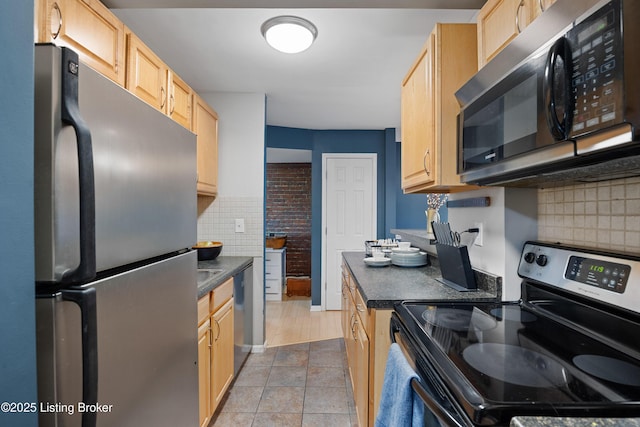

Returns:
390,248,428,267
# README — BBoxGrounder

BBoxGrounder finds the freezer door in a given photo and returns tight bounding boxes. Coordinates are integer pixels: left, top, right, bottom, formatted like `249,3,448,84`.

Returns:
34,45,196,283
36,251,198,427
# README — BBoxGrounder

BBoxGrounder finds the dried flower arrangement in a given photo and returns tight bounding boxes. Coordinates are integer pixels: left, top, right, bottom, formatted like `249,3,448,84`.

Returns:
426,194,448,211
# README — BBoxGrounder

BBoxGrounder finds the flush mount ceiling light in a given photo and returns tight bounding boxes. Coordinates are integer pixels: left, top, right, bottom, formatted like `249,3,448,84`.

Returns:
261,16,318,54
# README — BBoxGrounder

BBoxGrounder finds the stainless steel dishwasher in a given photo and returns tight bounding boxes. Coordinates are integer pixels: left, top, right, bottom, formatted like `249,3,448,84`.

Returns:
233,263,253,374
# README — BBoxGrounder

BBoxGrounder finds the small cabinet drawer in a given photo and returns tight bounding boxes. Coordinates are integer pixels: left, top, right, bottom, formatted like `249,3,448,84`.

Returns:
265,278,280,294
265,264,281,277
211,277,233,313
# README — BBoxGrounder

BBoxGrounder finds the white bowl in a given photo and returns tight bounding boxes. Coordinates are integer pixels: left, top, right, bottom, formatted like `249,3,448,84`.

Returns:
364,257,391,267
397,242,411,250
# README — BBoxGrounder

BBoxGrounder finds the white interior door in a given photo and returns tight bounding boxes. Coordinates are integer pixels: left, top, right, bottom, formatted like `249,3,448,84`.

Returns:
323,154,377,310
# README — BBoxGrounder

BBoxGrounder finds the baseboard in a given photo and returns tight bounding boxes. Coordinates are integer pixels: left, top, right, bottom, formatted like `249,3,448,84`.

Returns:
310,305,322,312
251,342,267,353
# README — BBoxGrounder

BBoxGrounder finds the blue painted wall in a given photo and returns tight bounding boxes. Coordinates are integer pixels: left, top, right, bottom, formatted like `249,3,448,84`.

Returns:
266,126,387,305
0,3,38,427
266,125,433,306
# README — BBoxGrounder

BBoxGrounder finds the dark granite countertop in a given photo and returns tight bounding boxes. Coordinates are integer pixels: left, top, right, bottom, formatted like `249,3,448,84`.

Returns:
342,252,500,309
511,417,640,427
197,256,253,298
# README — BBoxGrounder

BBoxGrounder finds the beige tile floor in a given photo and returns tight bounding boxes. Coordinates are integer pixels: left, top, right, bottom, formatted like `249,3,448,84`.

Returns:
210,339,357,426
210,297,357,426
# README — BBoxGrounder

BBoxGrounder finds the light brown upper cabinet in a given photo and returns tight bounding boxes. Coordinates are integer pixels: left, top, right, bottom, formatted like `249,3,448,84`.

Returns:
168,71,193,130
36,0,125,86
401,23,479,194
193,94,219,197
477,0,558,68
125,31,169,114
125,31,195,131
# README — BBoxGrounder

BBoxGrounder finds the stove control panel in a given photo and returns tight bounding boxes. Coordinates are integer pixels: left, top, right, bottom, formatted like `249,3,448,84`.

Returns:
565,255,630,294
518,241,640,315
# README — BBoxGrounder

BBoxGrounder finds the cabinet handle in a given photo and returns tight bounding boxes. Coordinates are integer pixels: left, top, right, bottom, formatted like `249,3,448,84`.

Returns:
213,319,221,341
356,304,365,313
208,325,213,348
539,0,545,13
50,2,62,40
160,86,166,109
516,0,525,34
169,94,175,115
423,148,431,177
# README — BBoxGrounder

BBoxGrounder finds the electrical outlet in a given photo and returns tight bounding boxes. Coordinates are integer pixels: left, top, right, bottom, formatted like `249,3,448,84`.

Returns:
474,222,483,246
235,218,245,233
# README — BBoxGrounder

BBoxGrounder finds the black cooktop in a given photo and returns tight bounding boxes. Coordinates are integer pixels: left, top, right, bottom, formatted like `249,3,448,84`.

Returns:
394,299,640,425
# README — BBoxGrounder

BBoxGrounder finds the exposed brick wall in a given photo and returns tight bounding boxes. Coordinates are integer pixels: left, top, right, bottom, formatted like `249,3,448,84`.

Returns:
266,163,312,277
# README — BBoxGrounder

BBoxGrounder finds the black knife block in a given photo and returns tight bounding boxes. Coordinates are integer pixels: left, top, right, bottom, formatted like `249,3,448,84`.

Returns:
435,243,477,292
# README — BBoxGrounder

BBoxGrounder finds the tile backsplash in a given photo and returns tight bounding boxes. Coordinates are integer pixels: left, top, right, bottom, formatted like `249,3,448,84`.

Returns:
538,177,640,252
197,196,264,257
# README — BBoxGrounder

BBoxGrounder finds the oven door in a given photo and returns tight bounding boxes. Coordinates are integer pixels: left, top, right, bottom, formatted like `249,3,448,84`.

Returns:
390,313,471,427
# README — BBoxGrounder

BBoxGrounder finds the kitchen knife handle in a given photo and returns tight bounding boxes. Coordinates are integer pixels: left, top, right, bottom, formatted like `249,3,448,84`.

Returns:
60,47,97,285
62,287,98,427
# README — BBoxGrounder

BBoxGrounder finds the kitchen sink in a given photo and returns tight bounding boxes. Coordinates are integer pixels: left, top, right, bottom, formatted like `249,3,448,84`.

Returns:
197,269,224,285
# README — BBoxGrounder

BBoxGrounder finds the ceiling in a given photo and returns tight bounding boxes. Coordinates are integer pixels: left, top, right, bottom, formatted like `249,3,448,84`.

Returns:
106,0,484,130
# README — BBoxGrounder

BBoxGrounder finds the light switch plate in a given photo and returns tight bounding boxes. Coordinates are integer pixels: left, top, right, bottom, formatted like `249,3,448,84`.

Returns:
235,218,245,233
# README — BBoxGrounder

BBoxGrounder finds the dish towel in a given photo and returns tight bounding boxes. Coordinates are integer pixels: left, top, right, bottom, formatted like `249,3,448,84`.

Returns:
375,343,425,427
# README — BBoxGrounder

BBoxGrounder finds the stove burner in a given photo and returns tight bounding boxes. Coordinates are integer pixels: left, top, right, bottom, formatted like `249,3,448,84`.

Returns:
422,308,497,332
490,306,537,323
463,343,568,388
573,355,640,387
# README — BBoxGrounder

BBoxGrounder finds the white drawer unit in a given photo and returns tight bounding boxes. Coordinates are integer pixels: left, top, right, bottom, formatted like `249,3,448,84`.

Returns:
265,248,286,301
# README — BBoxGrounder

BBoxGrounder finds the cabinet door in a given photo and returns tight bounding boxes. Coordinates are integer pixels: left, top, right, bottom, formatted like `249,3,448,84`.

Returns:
168,70,193,129
341,269,350,344
125,31,168,113
354,320,370,427
193,94,219,196
401,24,478,194
197,320,211,427
211,298,234,412
39,0,125,86
401,33,436,191
477,0,534,68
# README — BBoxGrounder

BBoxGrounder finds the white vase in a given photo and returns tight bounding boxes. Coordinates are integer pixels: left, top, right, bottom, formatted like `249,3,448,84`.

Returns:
426,208,440,234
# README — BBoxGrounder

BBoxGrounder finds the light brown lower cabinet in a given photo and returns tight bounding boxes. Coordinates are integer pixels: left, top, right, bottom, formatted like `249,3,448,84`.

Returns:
198,278,234,427
197,319,211,427
342,261,392,427
211,298,234,410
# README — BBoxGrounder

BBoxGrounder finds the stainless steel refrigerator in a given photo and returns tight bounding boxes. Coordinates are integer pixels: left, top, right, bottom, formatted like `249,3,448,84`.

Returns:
34,44,198,427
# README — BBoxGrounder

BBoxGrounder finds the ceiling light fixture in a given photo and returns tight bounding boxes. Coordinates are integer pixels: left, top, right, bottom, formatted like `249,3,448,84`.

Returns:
261,16,318,54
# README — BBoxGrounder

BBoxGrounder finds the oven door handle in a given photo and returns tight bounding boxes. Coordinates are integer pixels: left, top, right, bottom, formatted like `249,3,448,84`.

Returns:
390,316,466,427
411,378,465,427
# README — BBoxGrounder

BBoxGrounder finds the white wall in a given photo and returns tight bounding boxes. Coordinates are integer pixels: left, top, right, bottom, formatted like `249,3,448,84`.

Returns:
197,91,267,348
448,187,538,301
205,92,265,198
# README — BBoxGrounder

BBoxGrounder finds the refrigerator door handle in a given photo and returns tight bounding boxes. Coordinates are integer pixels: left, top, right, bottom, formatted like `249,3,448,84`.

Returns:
60,47,96,285
62,287,98,427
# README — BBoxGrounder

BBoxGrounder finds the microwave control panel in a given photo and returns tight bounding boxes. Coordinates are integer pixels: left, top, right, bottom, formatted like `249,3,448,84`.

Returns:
567,0,624,136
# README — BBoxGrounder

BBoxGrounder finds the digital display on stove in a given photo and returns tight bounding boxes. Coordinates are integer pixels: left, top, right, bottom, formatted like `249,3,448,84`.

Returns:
565,256,630,293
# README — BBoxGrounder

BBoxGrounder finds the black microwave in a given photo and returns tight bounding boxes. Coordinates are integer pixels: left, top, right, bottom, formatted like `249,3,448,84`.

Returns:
456,0,640,187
